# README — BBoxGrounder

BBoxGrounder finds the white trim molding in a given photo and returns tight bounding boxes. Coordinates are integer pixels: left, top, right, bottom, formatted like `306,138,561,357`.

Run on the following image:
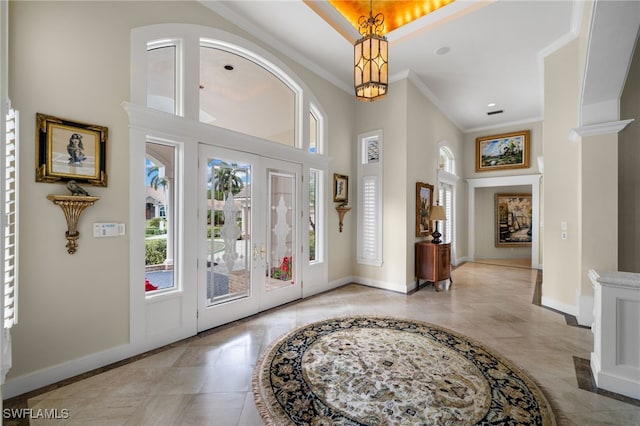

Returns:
466,174,542,269
570,119,634,141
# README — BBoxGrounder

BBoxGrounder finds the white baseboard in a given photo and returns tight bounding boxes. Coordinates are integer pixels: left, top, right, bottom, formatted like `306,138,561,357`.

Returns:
541,295,578,316
453,256,469,266
352,276,409,294
593,368,640,400
327,276,353,290
3,329,192,399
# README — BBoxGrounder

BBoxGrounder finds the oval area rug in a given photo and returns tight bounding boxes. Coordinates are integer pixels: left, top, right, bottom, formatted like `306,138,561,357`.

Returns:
253,316,557,425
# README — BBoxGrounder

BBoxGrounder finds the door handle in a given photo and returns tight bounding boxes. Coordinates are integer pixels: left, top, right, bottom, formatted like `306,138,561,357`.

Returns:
253,243,266,260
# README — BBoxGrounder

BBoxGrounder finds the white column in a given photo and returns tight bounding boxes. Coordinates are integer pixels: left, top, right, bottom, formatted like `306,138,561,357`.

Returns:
589,269,640,399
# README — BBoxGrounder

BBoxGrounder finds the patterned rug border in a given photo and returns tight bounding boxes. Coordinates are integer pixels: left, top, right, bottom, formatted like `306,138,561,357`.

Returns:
253,314,565,426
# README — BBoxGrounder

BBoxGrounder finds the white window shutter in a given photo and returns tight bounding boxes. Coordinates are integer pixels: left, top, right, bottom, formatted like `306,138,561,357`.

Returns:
2,106,18,383
357,131,383,266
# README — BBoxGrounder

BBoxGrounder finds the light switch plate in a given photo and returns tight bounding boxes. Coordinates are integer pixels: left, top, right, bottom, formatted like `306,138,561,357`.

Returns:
93,223,126,237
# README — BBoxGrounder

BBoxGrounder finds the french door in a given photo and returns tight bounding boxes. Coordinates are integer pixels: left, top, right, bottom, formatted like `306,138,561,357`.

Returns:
197,144,301,331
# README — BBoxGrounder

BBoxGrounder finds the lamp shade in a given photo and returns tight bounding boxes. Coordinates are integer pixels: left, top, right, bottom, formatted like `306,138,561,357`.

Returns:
429,205,446,221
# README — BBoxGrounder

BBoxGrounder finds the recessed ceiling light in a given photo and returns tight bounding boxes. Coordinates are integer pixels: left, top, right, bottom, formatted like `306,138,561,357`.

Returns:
487,102,496,107
436,46,450,56
224,64,234,71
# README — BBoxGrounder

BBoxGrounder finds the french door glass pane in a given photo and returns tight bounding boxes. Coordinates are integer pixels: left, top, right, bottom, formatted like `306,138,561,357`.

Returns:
206,158,251,305
267,170,295,291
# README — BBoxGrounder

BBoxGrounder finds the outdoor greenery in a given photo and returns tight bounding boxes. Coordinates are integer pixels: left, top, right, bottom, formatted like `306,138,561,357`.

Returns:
146,217,167,236
211,162,244,200
147,165,168,190
145,238,167,265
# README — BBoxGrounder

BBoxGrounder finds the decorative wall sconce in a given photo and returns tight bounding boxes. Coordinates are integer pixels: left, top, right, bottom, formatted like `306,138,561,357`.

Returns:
47,194,100,254
336,205,351,233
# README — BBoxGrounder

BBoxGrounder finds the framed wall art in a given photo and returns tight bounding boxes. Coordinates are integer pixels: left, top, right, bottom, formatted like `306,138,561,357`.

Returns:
495,193,532,247
415,182,433,237
333,173,348,204
476,130,530,172
36,113,108,186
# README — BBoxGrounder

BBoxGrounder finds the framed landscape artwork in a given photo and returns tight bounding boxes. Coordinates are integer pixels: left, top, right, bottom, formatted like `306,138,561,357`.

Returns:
415,182,433,237
36,113,108,186
495,193,532,247
476,130,530,172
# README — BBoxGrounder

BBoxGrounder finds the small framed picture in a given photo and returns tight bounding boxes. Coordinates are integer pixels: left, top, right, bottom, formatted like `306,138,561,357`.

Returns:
333,173,348,204
36,113,108,186
415,182,434,237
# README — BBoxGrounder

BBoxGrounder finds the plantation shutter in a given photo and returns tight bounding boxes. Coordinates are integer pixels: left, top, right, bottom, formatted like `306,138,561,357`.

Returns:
4,108,17,328
438,183,453,243
361,176,378,259
357,131,383,266
1,107,18,383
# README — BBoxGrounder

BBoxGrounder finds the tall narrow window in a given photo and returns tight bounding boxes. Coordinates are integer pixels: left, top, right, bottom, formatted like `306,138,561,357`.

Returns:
438,183,453,243
145,142,177,293
309,104,324,154
147,41,178,115
309,169,322,262
438,144,457,250
439,146,455,174
309,112,318,154
357,131,383,266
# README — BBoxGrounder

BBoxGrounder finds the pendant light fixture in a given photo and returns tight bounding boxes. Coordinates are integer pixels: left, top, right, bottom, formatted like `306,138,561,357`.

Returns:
354,0,388,102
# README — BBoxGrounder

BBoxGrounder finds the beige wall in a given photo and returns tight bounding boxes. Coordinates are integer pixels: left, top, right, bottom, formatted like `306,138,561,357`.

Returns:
8,1,354,380
352,79,409,290
619,42,640,273
542,37,582,311
406,78,464,273
351,78,464,291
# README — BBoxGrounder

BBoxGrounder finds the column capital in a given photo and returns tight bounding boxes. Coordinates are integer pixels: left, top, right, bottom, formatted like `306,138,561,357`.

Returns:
570,119,634,141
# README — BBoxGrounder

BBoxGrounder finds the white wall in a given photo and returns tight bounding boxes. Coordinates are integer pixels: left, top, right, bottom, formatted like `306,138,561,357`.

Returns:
8,0,355,388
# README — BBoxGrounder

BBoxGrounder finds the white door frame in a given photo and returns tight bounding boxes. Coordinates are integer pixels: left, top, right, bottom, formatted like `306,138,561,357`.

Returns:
466,174,542,269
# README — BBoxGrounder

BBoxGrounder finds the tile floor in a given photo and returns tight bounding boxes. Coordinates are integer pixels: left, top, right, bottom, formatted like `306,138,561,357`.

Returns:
8,262,640,425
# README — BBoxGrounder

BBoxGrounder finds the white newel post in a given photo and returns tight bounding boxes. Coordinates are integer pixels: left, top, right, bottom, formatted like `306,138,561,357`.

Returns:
589,269,640,399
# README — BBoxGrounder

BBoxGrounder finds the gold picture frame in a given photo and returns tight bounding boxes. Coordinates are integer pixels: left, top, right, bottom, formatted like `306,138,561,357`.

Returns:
476,130,530,172
333,173,348,204
36,113,108,186
495,193,532,247
416,182,433,237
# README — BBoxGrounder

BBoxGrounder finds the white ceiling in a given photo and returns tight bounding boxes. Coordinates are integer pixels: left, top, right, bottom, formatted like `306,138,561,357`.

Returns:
201,1,582,133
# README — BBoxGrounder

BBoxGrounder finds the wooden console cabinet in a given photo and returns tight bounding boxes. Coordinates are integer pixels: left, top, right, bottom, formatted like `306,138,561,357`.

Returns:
415,242,452,291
